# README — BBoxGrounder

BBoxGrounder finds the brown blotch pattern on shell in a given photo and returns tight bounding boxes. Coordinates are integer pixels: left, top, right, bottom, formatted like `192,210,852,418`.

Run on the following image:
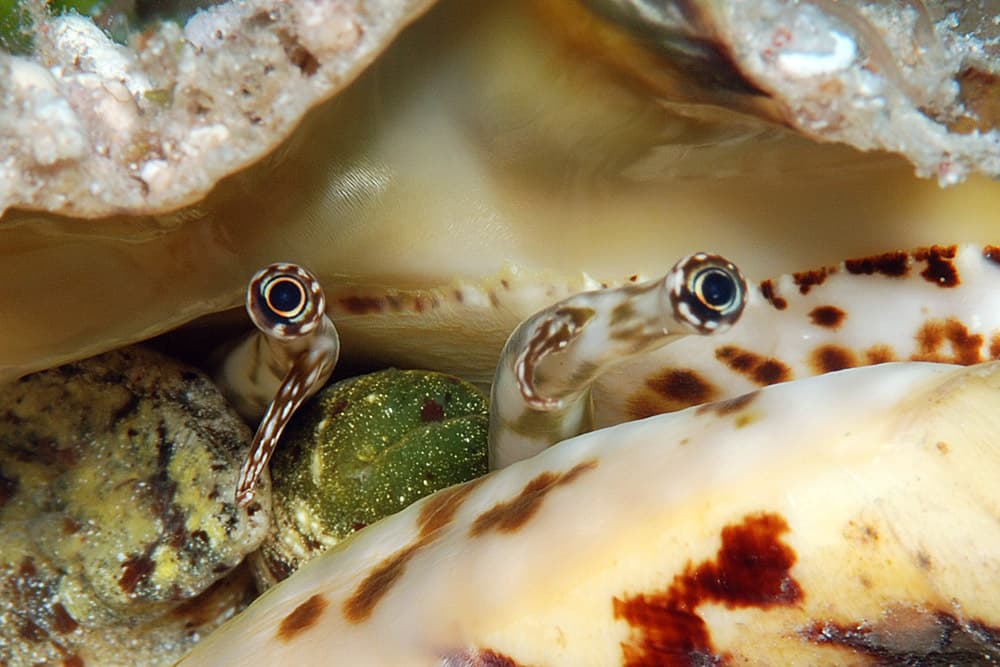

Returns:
277,594,328,641
864,344,896,365
936,441,950,455
715,346,792,386
792,267,833,294
914,245,959,287
802,610,1000,664
810,345,857,374
844,251,909,277
984,244,1000,267
416,477,486,540
470,460,598,537
626,369,721,419
989,333,1000,360
808,305,846,329
343,539,429,624
913,318,983,365
696,391,759,417
613,513,802,667
759,280,787,310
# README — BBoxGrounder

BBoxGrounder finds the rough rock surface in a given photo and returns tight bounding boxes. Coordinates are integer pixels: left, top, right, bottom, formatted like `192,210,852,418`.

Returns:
0,346,269,666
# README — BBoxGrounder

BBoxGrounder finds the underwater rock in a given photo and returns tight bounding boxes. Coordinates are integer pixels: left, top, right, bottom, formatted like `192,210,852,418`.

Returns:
0,346,270,666
256,368,488,586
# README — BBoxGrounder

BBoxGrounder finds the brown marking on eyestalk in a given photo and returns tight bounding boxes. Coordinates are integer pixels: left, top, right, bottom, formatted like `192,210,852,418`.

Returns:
515,307,595,410
715,346,791,386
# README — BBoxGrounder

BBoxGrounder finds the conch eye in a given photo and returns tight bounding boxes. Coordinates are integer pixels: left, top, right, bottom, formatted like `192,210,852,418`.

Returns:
674,253,747,332
691,266,740,313
264,276,307,319
247,263,325,337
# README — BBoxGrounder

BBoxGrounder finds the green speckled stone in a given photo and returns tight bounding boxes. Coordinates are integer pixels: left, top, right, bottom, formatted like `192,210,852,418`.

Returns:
0,346,268,667
258,369,488,585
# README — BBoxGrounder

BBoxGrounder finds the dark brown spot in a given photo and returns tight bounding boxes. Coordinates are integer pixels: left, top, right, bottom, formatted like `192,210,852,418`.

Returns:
50,603,78,634
696,390,759,417
629,274,639,282
328,398,349,417
808,305,846,329
613,513,801,666
990,333,1000,360
914,245,959,287
864,344,896,365
715,346,792,386
803,609,1000,664
809,345,857,374
277,594,328,641
417,477,486,539
338,295,385,314
63,655,85,667
470,461,598,537
344,541,427,623
277,29,320,76
792,267,833,294
915,550,932,571
119,554,154,594
936,441,950,455
420,399,444,423
627,369,720,419
759,280,787,310
453,289,464,303
913,318,983,365
844,251,909,277
984,245,1000,267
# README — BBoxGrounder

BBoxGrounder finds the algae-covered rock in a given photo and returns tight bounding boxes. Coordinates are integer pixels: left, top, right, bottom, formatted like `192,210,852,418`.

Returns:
0,346,270,666
257,368,488,585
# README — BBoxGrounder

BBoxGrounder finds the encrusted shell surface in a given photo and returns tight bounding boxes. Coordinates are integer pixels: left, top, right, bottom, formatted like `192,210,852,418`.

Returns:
0,346,270,666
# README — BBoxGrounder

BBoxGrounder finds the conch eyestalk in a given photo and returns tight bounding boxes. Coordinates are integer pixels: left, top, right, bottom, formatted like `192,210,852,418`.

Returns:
489,252,746,468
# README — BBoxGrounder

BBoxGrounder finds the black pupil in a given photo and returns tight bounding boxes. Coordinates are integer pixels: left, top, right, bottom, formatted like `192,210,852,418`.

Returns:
268,279,303,315
699,269,734,309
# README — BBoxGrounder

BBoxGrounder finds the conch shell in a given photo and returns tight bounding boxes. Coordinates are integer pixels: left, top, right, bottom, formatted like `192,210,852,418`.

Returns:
178,360,1000,665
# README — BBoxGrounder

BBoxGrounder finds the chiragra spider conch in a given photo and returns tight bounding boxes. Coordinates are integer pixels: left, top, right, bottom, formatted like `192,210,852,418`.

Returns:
217,252,746,502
